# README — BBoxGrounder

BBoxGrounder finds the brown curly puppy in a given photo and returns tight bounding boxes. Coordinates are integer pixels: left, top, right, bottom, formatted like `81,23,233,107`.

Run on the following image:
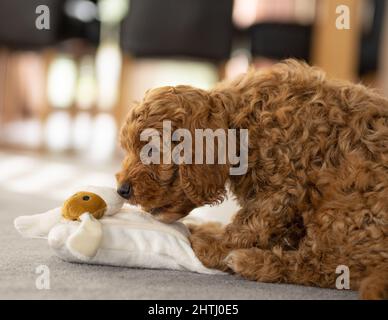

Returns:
117,60,388,299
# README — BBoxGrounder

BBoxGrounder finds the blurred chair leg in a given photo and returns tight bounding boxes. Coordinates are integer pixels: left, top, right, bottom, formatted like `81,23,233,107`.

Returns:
218,61,227,81
38,48,56,152
114,53,132,132
312,0,362,81
378,1,388,97
4,52,22,125
0,49,7,127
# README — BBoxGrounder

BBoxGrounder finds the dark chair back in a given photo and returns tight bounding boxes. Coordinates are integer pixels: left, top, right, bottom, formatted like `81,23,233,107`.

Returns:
120,0,234,61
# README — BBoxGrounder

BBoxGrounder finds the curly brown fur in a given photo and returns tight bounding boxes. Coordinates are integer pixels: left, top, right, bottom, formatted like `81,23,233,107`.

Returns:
117,60,388,299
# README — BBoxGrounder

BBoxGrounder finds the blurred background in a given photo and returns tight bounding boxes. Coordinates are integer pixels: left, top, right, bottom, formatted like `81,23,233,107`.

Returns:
0,0,387,220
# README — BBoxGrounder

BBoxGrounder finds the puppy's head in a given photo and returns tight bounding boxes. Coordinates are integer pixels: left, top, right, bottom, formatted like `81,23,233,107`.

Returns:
116,85,229,223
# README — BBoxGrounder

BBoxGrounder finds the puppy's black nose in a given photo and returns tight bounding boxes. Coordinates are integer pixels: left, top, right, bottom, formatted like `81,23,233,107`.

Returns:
117,182,131,199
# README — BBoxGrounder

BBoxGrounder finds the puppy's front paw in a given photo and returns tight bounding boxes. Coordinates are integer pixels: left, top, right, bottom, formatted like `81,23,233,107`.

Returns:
225,248,283,282
225,249,254,276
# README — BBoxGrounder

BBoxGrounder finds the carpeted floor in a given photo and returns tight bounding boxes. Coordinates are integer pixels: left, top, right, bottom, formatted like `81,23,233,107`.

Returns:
0,187,358,300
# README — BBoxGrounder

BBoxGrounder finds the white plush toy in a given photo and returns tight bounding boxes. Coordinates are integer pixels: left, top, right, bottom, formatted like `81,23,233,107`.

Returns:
14,186,221,274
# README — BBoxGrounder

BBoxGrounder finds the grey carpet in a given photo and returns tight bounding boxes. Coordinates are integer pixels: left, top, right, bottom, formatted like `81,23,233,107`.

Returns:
0,188,357,300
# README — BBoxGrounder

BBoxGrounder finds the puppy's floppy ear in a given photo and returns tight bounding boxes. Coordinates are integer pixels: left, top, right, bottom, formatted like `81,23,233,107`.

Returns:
179,163,229,206
175,86,230,206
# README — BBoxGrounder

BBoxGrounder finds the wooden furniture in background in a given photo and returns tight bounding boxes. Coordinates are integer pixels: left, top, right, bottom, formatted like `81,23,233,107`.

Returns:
312,0,363,81
379,1,388,97
115,54,131,131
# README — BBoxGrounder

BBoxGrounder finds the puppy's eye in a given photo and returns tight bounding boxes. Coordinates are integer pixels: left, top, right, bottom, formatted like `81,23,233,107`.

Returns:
82,195,90,201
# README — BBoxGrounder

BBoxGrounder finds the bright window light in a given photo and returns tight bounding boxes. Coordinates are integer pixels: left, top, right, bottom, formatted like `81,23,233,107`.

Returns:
233,0,259,29
76,55,96,110
98,0,129,24
96,43,122,110
47,55,78,109
127,59,219,101
65,0,98,23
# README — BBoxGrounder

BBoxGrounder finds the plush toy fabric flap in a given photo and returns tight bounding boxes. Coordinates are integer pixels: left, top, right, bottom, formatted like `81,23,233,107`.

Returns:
14,207,63,239
66,213,103,260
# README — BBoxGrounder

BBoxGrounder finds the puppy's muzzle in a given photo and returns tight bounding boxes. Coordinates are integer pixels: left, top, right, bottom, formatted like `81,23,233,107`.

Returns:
117,182,132,199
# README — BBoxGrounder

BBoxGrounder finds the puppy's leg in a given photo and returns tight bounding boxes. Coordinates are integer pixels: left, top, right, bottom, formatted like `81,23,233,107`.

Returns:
188,222,231,271
188,213,283,271
359,267,388,300
225,247,288,283
226,204,388,292
189,192,305,271
224,199,305,251
224,243,333,287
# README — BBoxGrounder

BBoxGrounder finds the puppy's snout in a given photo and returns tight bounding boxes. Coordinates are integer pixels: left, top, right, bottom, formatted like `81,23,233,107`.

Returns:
117,182,132,199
